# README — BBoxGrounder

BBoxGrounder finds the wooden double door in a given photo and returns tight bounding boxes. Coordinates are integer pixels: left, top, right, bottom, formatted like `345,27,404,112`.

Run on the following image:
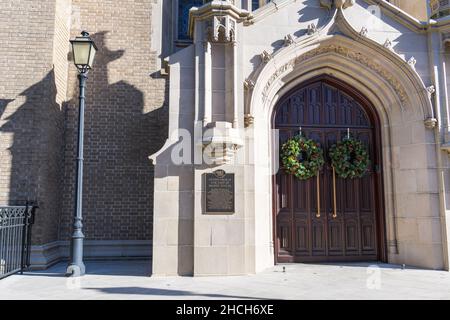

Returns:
273,77,385,263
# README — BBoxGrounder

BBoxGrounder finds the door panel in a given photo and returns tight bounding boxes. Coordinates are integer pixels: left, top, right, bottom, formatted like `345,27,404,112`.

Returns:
274,78,381,263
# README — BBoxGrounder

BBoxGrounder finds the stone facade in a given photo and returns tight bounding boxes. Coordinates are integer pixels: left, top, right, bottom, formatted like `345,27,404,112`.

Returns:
151,0,450,275
1,0,450,275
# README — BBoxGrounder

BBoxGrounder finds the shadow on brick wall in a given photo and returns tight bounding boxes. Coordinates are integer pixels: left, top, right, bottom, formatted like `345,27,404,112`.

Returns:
0,69,64,244
59,31,167,244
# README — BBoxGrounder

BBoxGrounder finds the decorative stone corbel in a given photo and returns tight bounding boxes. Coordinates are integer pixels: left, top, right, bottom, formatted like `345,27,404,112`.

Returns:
359,27,368,37
307,23,317,35
424,117,438,129
426,85,436,99
284,34,294,46
441,143,450,154
424,86,437,130
260,50,272,63
201,121,244,165
244,114,254,128
244,78,255,91
408,56,417,69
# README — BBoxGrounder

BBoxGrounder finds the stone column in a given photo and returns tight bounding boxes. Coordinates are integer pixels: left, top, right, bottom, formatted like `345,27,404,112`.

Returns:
232,41,239,128
203,41,212,126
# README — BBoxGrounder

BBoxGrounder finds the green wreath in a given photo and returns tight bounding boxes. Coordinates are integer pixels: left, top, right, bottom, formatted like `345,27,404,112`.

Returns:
280,135,325,180
329,137,370,179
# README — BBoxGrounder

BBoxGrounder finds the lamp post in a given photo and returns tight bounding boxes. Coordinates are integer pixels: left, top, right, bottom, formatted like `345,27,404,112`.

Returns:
66,31,97,277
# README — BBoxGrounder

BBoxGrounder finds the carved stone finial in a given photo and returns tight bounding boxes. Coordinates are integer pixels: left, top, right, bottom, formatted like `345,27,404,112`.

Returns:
384,39,393,50
408,56,417,69
260,50,272,63
426,85,436,100
307,23,317,35
359,27,368,37
284,34,294,46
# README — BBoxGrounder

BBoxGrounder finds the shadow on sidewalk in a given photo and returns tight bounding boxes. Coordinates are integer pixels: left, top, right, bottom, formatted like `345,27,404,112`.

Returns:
85,286,265,300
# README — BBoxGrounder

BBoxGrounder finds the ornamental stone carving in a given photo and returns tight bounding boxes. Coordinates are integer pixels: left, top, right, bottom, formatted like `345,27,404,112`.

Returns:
244,78,255,90
359,27,368,37
320,0,355,9
384,39,393,50
260,50,272,63
244,114,254,128
206,15,236,42
284,34,294,46
307,23,317,35
426,85,436,103
201,121,243,165
408,56,417,69
424,117,438,129
261,45,408,103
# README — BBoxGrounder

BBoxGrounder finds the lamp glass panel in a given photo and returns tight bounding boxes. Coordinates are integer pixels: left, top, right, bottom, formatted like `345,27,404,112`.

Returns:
73,42,91,66
88,46,97,68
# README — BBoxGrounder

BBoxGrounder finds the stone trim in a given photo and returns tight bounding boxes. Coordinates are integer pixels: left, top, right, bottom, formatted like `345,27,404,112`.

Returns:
29,240,152,270
244,0,296,25
188,1,250,38
245,7,433,121
244,0,428,32
260,44,408,103
364,0,428,32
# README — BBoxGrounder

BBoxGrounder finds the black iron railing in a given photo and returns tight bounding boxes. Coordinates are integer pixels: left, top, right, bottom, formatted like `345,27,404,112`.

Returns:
0,204,36,279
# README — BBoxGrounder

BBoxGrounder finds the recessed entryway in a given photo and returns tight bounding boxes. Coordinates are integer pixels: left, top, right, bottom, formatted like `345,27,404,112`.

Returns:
272,76,387,263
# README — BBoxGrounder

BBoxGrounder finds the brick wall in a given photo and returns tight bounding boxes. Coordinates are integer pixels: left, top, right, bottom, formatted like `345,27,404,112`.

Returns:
0,0,66,244
59,0,168,241
0,0,168,246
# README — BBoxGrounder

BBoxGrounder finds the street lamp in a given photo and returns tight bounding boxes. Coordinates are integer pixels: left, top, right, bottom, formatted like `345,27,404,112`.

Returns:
66,31,97,277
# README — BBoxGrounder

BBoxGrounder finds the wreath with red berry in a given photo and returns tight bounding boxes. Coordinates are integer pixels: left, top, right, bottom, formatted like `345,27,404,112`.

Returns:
280,135,325,180
329,137,370,179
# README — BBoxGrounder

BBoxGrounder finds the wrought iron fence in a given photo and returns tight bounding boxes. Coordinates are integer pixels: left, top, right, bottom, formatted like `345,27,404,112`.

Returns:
0,204,36,279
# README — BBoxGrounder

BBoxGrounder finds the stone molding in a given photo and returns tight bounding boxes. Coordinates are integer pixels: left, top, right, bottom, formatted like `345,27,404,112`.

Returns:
244,7,433,122
29,240,152,270
245,0,429,32
188,1,250,38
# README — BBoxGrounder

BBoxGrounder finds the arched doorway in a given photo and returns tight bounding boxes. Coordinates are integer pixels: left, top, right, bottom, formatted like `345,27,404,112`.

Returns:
272,76,386,263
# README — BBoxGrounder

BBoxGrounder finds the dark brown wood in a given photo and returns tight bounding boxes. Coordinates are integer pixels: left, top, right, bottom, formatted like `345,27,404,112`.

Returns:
272,75,387,264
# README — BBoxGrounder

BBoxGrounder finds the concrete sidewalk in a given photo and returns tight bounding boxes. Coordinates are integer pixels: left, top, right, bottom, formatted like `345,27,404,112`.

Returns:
0,260,449,300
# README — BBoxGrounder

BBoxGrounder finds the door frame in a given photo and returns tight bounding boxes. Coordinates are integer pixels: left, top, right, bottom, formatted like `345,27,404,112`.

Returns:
271,74,388,264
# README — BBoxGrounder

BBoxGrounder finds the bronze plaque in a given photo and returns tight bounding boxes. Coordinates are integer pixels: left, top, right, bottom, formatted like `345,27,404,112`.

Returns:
204,170,235,214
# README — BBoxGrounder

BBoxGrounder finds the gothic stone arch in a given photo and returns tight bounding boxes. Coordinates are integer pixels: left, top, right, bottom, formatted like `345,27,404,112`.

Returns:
246,36,443,270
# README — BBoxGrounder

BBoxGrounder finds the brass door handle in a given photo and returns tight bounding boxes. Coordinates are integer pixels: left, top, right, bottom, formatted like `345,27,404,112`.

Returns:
332,166,337,219
316,172,320,218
